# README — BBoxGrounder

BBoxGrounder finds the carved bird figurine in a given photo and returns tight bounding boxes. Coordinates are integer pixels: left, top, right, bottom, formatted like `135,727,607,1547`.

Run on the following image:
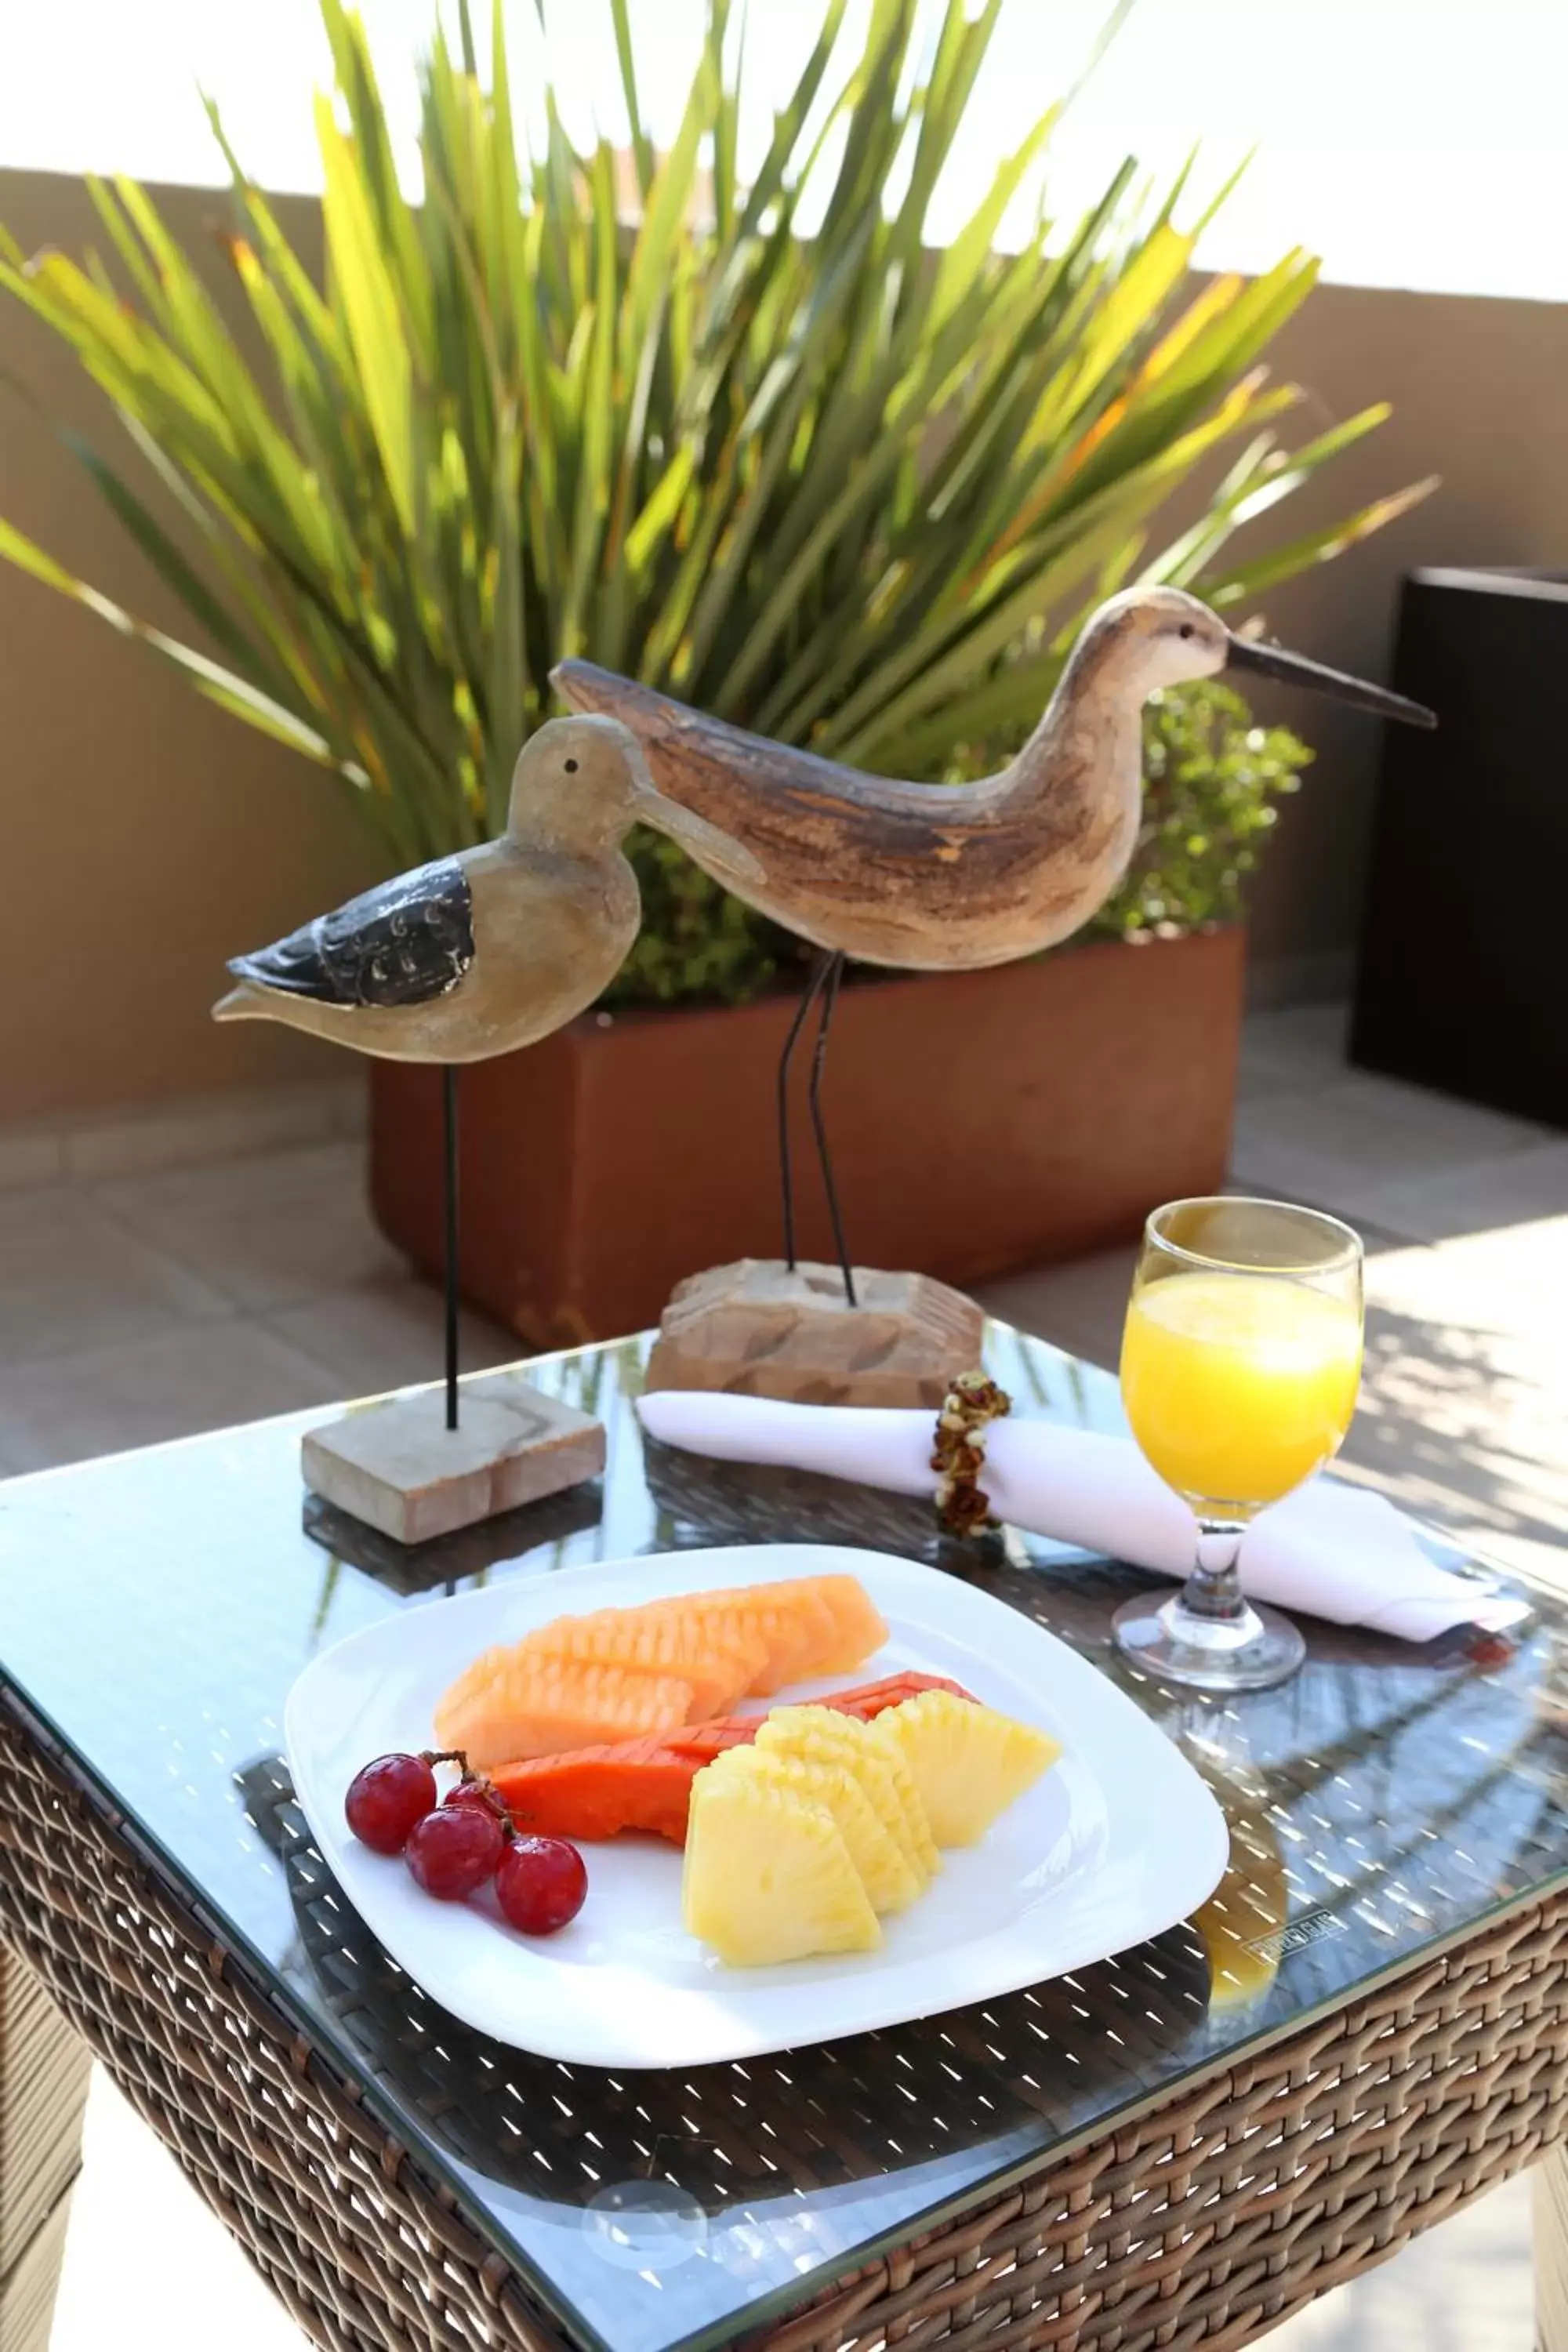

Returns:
554,585,1436,1297
214,713,764,1436
554,586,1432,972
212,714,762,1060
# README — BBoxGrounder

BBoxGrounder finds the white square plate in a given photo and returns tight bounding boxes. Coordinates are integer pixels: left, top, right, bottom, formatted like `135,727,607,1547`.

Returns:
285,1544,1227,2067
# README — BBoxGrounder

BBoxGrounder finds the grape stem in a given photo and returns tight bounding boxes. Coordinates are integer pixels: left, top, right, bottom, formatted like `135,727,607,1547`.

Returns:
414,1748,516,1836
454,1763,517,1835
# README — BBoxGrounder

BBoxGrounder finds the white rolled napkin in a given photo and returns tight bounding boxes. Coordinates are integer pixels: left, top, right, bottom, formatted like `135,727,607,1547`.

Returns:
636,1391,1527,1642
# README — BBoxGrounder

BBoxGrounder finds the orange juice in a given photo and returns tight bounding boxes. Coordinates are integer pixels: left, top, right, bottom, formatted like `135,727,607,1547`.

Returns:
1120,1271,1363,1512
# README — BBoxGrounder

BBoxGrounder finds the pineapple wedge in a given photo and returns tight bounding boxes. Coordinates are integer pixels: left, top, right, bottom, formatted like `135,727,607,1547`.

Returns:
871,1691,1060,1847
682,1769,881,1965
714,1745,924,1914
757,1706,940,1881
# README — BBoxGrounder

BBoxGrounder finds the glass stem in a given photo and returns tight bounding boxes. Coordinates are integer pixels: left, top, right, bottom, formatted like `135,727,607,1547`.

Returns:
1182,1520,1250,1624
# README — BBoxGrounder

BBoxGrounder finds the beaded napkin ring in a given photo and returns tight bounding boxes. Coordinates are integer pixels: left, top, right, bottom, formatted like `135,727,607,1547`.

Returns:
932,1370,1012,1536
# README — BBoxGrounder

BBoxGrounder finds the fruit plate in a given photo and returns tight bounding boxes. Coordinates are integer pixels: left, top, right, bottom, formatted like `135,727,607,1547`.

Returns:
284,1543,1228,2067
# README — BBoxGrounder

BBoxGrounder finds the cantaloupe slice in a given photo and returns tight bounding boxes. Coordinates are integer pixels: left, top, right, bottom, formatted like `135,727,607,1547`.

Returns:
712,1746,924,1914
440,1577,887,1755
793,1577,893,1675
663,1599,824,1697
434,1657,693,1768
715,1589,846,1689
436,1640,513,1729
682,1771,880,1965
675,1577,888,1691
517,1609,768,1720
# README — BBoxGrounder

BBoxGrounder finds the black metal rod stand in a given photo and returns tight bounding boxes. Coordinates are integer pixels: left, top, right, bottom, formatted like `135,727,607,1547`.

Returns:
776,953,833,1270
442,1065,460,1432
808,953,856,1307
775,950,856,1307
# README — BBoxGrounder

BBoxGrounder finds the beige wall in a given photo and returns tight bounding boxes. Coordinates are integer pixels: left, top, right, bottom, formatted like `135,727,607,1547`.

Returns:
0,170,372,1123
0,167,1563,1120
1232,281,1568,985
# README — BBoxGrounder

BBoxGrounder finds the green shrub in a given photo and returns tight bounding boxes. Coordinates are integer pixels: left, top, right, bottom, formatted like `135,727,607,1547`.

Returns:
1092,680,1311,941
611,828,789,1008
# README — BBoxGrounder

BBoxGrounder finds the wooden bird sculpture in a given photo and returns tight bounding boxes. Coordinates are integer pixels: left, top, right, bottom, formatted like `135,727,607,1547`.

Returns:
214,713,761,1059
554,586,1432,972
554,585,1436,1294
214,713,762,1435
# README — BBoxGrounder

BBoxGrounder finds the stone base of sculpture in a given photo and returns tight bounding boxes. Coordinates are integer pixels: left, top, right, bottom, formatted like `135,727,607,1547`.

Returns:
644,1259,985,1410
302,1372,604,1545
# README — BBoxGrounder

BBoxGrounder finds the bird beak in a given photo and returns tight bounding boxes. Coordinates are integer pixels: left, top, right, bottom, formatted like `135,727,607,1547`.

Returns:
634,783,767,889
1226,633,1436,728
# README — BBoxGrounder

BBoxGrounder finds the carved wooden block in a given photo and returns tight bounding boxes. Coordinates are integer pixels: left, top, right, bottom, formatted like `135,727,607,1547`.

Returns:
644,1259,985,1409
302,1373,605,1544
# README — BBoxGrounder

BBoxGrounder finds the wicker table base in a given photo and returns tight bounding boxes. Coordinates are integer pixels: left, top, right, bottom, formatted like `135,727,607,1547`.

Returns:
4,1690,1568,2352
0,1937,91,2352
1538,2150,1568,2352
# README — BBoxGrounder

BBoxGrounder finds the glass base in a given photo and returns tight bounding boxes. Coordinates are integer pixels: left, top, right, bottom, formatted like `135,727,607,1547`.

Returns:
1111,1590,1305,1693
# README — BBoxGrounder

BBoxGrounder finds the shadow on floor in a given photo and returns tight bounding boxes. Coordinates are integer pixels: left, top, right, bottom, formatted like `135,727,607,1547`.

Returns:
1344,1298,1568,1581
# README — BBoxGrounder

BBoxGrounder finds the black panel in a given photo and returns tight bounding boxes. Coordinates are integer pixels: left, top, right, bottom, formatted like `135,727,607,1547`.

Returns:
1350,568,1568,1128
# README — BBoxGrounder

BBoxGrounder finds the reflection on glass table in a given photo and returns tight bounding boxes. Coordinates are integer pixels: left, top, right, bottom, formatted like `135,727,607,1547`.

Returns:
1,1323,1564,2352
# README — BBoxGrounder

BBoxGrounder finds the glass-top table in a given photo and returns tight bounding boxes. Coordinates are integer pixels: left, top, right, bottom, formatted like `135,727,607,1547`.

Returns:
3,1323,1568,2352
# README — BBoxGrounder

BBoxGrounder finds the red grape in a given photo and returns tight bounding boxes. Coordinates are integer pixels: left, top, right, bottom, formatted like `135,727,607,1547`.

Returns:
495,1836,588,1935
445,1779,512,1826
345,1753,437,1854
405,1803,505,1900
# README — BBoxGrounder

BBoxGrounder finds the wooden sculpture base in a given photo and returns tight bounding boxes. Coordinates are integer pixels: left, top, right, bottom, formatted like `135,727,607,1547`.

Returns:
301,1371,605,1545
644,1259,986,1409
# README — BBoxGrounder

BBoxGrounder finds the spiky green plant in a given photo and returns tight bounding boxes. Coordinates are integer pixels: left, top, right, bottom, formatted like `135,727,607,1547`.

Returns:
0,0,1428,979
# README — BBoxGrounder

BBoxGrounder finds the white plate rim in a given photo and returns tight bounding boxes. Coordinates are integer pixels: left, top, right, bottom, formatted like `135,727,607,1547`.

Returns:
284,1544,1229,2066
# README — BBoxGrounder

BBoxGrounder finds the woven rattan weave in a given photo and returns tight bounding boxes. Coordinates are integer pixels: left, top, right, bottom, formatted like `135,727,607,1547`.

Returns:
0,1697,563,2352
4,1690,1568,2352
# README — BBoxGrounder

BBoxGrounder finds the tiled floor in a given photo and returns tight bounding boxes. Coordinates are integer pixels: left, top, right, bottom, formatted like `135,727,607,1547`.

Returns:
17,1000,1565,2350
0,1137,520,1478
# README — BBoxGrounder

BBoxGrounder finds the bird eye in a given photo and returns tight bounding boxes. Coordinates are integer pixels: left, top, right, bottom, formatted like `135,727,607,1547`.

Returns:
1178,623,1195,640
564,757,579,773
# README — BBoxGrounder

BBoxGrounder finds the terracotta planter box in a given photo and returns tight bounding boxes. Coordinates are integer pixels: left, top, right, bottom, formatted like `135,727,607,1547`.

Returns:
370,927,1245,1349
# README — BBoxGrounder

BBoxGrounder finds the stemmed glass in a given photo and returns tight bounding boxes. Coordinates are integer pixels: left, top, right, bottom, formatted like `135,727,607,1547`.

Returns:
1112,1196,1364,1693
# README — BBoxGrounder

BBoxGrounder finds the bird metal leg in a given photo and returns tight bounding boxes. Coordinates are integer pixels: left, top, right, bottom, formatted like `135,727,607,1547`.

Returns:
443,1065,460,1432
807,952,858,1308
777,952,834,1271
